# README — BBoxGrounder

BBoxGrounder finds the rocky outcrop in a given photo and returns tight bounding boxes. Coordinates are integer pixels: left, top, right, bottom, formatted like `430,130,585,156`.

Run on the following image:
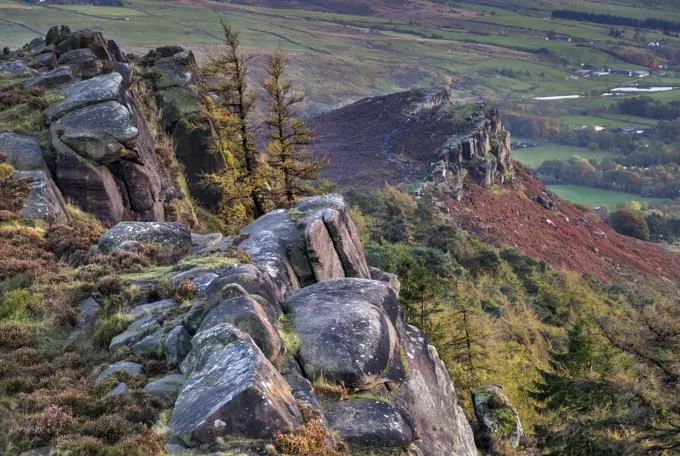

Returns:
433,107,513,200
170,323,303,445
92,177,475,453
472,385,526,453
141,47,224,208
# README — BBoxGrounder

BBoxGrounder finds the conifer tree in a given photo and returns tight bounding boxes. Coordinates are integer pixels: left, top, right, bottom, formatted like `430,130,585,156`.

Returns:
202,20,269,230
263,49,327,205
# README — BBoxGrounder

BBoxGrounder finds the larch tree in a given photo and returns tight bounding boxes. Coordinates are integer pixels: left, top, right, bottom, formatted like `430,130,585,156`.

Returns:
202,20,269,230
263,49,327,205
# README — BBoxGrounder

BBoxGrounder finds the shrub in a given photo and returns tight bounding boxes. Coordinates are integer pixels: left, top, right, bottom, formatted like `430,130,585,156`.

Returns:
0,322,34,348
10,405,75,449
114,426,165,456
0,288,37,320
95,274,123,295
80,414,140,443
273,406,344,456
55,435,109,456
0,225,54,280
174,279,197,303
93,313,129,348
609,209,650,241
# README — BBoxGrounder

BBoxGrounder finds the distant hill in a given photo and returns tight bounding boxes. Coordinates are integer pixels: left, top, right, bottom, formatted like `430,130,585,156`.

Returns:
308,88,680,281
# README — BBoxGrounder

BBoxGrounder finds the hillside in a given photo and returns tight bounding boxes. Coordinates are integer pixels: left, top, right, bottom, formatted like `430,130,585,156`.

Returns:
308,88,680,281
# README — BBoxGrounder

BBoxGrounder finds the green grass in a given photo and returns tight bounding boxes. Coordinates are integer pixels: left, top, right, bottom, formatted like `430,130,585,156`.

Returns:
556,114,658,129
511,141,613,168
548,184,668,208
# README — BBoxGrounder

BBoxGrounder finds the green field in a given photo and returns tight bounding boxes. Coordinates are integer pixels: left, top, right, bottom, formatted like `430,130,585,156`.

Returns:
556,114,658,129
511,142,612,168
548,184,668,208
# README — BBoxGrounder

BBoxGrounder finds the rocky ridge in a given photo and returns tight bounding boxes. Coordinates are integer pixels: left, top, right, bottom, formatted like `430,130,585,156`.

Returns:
0,26,217,224
92,194,476,455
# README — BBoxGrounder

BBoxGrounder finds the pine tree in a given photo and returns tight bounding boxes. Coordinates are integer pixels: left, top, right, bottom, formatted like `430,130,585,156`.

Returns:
202,20,269,230
263,49,327,205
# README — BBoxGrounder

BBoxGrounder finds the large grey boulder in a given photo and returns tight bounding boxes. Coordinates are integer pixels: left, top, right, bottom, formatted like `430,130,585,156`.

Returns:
239,209,307,299
472,385,526,451
284,278,404,389
29,52,57,70
144,374,185,403
370,267,401,297
164,325,192,369
57,48,104,79
198,295,284,362
96,361,143,381
24,67,73,88
295,194,370,279
99,222,192,257
301,212,344,282
12,170,67,225
45,72,126,122
131,329,165,358
0,61,39,77
0,133,47,171
109,313,162,353
128,299,177,320
392,324,477,456
170,323,303,445
77,297,100,329
206,263,281,320
51,101,139,164
325,399,415,449
53,146,126,223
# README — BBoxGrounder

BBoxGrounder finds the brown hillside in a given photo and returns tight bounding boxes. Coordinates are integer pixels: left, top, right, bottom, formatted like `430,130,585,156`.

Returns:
308,89,680,281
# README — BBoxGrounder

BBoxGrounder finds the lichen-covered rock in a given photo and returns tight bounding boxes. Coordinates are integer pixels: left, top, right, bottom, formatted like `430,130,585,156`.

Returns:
96,361,143,381
472,385,526,451
51,101,139,164
239,209,307,297
109,313,162,353
392,324,477,456
99,222,192,257
45,72,126,122
370,267,401,297
58,28,113,61
57,48,103,78
77,297,99,329
302,213,345,282
29,52,58,70
144,374,185,403
198,295,284,362
107,383,129,396
128,299,178,320
53,146,126,223
206,264,282,320
295,194,370,279
0,60,39,77
24,67,73,88
170,323,303,445
0,133,47,171
284,278,404,389
164,325,192,369
170,267,218,297
12,170,67,225
131,329,165,358
284,374,325,424
325,399,415,449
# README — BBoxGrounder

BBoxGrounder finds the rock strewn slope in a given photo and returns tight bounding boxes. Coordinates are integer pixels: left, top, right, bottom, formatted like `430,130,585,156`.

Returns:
98,194,476,455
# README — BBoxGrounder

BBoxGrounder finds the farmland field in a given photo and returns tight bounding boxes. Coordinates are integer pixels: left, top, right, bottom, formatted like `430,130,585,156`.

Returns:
511,142,613,168
548,185,667,208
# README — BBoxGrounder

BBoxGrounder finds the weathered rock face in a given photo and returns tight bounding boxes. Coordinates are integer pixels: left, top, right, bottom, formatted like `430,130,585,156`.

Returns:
12,170,67,225
142,47,223,208
0,133,47,171
170,323,303,445
45,70,166,222
325,399,416,449
435,107,513,198
472,385,526,452
285,278,404,389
